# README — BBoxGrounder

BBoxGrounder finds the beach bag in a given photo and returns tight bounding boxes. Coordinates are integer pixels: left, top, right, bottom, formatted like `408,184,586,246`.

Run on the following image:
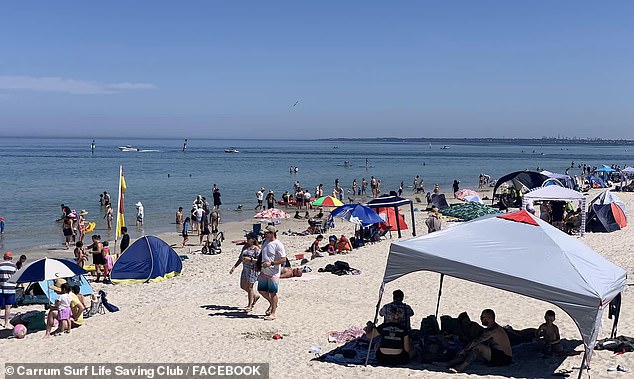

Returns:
98,290,119,313
334,261,350,271
83,294,103,318
421,315,440,336
440,315,460,335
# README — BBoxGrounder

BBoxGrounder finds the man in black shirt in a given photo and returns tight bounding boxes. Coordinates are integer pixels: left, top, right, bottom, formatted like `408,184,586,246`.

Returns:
120,227,130,253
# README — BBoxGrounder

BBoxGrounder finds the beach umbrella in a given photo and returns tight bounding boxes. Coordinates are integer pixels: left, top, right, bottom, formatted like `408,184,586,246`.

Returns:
312,196,343,207
454,189,479,201
11,257,87,284
254,208,290,219
330,204,384,226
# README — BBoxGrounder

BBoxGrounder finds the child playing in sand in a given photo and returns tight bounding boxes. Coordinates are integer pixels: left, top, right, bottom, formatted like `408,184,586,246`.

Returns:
182,217,190,247
536,310,563,355
307,234,324,259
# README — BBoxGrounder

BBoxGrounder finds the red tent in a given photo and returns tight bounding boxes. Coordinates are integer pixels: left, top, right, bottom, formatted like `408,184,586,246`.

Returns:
376,207,408,231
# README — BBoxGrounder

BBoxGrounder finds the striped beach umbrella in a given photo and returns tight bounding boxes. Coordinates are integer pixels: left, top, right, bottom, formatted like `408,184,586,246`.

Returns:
312,196,343,207
254,208,290,219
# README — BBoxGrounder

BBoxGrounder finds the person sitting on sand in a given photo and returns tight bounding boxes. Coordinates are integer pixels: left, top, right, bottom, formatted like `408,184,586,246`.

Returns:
379,289,414,331
294,211,302,219
70,285,85,328
447,309,512,373
364,306,417,366
425,208,442,233
335,235,352,253
315,207,324,219
536,310,563,356
307,234,324,259
324,236,337,255
457,312,484,344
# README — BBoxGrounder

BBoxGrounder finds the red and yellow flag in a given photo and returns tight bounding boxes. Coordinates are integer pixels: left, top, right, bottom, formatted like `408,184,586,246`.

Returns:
116,166,127,239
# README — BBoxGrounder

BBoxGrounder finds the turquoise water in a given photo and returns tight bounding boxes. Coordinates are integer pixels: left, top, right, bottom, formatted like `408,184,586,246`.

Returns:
0,137,632,252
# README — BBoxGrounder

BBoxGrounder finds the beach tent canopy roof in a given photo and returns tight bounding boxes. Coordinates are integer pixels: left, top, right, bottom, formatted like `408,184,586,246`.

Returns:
366,195,412,208
111,236,182,284
540,171,575,189
590,190,627,214
492,171,550,197
523,186,585,201
622,167,634,174
383,210,626,362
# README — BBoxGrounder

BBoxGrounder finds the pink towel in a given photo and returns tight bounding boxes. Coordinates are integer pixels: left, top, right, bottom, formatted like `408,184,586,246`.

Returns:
105,255,115,271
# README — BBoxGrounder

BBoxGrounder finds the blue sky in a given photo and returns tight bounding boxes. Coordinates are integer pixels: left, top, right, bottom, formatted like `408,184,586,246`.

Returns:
0,1,632,139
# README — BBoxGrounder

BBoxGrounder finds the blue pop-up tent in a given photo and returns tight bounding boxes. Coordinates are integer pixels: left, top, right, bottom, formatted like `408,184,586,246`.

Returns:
110,236,182,284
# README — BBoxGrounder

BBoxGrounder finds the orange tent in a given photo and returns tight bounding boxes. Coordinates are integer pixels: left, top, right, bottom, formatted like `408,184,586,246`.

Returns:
376,207,408,232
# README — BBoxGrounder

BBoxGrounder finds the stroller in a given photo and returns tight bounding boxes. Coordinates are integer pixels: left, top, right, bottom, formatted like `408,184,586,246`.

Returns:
201,231,224,255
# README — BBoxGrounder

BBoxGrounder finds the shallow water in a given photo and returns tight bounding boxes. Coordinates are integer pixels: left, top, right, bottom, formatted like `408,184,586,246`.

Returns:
0,137,631,251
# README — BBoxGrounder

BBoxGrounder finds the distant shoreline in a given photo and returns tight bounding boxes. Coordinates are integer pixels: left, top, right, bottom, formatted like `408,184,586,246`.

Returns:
317,137,634,146
3,136,633,145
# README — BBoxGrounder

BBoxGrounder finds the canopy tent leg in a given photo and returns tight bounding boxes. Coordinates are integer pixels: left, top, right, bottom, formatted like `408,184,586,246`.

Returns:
394,205,402,238
580,199,586,236
409,202,416,236
435,274,444,319
365,282,385,366
577,351,588,379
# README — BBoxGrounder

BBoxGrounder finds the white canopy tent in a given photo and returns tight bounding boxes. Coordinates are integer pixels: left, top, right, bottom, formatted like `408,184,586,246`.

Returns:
522,186,587,235
371,210,626,374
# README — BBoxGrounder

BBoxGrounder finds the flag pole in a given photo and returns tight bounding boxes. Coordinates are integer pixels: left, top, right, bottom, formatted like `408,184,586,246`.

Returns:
115,165,123,256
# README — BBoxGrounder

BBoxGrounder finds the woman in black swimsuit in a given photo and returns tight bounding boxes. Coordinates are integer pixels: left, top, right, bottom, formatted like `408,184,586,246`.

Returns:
87,235,105,282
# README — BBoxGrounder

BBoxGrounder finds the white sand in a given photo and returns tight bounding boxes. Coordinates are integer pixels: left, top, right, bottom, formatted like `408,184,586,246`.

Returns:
3,189,633,378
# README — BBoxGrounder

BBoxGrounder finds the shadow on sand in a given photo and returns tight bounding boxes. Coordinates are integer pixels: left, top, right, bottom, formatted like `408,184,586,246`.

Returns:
314,337,584,377
200,304,261,319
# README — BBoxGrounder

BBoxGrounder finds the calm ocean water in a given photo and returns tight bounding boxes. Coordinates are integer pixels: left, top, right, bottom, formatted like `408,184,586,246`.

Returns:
0,137,632,252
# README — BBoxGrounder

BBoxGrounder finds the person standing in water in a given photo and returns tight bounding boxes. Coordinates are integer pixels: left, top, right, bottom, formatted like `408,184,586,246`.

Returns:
182,139,187,152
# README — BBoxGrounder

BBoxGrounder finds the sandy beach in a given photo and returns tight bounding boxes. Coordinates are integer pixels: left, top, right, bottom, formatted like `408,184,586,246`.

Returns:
2,188,633,379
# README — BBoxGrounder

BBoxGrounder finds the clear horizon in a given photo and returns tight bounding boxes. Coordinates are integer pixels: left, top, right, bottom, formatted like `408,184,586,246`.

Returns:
1,1,632,139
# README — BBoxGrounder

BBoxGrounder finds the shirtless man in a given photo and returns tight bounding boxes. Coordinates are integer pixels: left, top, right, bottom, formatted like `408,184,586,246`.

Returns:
448,309,512,373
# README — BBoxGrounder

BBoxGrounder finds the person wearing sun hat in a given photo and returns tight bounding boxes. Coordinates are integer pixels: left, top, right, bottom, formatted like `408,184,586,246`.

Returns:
257,225,287,320
0,252,17,328
425,207,442,233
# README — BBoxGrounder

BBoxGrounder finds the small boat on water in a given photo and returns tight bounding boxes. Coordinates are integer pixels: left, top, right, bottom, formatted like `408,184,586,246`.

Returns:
224,148,240,153
440,146,450,150
118,145,140,152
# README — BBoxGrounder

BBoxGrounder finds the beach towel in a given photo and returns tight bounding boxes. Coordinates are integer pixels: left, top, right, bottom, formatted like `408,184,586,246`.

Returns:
328,326,366,343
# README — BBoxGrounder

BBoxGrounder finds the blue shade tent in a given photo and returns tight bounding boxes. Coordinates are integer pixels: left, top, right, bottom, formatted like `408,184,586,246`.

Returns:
110,236,182,284
330,204,384,226
594,166,617,173
588,176,607,188
19,275,93,305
